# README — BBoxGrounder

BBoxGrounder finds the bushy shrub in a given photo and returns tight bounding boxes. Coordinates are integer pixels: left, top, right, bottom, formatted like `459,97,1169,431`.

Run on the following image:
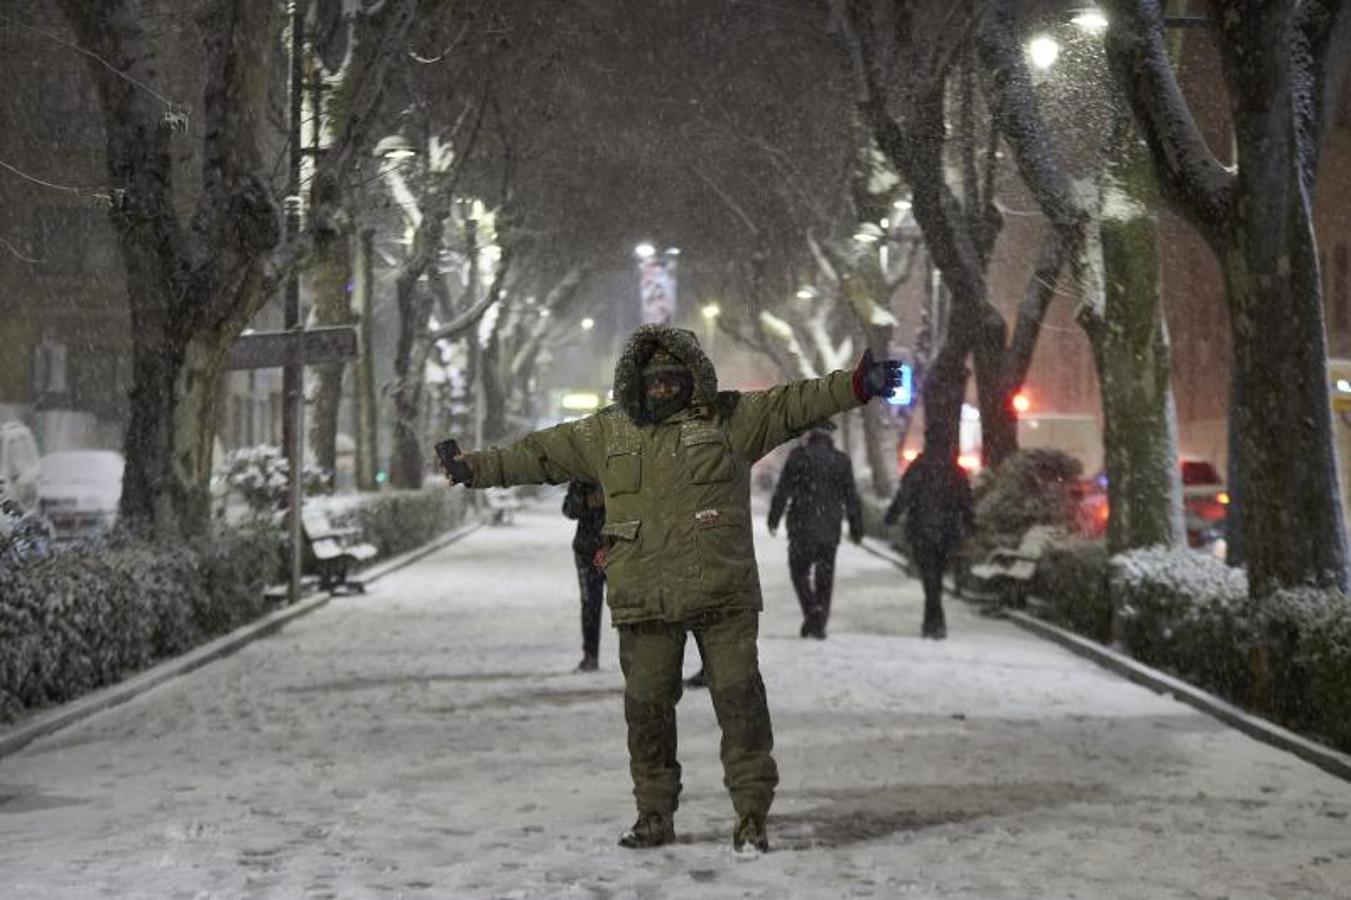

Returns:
222,445,329,515
329,487,468,559
0,526,278,722
971,449,1082,560
1108,548,1351,753
1031,540,1112,642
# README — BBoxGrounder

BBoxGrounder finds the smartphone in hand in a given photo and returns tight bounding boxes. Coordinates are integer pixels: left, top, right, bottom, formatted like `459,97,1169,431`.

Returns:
434,438,462,476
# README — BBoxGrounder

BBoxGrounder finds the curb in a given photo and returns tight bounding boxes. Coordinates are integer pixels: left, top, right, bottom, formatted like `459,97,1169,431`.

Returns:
858,535,1351,785
0,521,481,760
350,521,482,587
1002,609,1351,784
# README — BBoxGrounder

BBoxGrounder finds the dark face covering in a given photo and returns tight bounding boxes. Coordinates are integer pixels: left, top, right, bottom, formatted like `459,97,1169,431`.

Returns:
639,369,694,424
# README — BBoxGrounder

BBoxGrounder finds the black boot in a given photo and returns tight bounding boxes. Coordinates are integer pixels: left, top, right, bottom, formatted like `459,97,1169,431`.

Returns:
732,812,769,854
576,653,598,672
618,811,675,849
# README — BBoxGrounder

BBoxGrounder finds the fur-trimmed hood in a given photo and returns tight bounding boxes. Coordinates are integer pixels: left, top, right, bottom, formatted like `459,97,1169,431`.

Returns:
612,324,718,422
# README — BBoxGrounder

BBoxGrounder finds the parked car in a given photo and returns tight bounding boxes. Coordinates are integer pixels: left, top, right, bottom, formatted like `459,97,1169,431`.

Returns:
0,421,41,513
1073,459,1229,550
38,450,124,539
1180,459,1229,550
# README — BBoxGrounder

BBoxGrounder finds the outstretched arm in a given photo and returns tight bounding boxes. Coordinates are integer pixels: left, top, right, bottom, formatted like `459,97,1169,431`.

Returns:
450,417,602,488
727,351,905,462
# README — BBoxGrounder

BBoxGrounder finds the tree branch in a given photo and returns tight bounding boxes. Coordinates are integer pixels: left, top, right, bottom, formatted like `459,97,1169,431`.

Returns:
1101,0,1233,246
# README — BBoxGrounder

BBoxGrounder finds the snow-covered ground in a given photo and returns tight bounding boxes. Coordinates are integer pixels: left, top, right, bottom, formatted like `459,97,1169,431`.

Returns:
2,496,1350,899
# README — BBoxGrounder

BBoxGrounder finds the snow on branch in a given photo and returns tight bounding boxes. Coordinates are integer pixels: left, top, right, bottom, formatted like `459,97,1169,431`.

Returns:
758,311,820,379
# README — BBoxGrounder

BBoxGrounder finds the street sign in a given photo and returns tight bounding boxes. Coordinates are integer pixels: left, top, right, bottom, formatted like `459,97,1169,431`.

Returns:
223,326,358,371
223,324,359,607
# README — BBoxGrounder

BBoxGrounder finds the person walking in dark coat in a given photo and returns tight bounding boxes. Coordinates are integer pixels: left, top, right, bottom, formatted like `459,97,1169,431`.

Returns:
767,421,863,639
562,480,607,671
883,452,975,639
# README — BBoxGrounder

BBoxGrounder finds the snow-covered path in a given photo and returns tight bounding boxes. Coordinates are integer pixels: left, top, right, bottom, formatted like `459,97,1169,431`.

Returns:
2,496,1350,899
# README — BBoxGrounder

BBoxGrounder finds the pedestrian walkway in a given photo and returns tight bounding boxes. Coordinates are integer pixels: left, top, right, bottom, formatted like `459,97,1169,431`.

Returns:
2,497,1349,899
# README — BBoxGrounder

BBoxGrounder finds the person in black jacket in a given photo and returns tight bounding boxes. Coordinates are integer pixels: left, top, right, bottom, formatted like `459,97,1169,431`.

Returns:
883,452,975,639
562,479,607,670
767,421,863,639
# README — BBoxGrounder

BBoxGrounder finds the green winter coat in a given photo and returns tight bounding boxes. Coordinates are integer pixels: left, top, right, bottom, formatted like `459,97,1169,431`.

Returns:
465,324,862,625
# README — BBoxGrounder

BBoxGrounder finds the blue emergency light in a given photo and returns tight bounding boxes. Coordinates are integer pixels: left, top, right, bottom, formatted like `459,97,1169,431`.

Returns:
885,363,913,406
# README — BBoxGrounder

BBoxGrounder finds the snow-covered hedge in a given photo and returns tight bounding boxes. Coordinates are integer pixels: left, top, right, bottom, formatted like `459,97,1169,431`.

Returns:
1031,540,1112,642
1106,548,1351,752
0,528,278,721
328,487,468,559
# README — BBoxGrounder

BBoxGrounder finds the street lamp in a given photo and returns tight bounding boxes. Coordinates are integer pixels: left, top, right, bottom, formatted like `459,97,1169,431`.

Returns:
634,242,656,259
373,134,417,161
580,317,595,331
1071,8,1109,33
1028,35,1061,69
702,303,720,320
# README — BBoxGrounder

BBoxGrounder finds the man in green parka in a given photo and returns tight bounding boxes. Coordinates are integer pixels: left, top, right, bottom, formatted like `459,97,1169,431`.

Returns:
440,323,903,853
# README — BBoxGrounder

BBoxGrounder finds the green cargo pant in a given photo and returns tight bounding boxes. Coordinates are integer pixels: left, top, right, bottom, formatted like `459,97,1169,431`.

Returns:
617,608,778,818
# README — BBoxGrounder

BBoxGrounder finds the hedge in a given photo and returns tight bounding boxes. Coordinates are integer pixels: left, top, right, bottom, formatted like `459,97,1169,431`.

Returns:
0,528,277,722
0,487,471,724
1031,544,1351,754
326,487,468,560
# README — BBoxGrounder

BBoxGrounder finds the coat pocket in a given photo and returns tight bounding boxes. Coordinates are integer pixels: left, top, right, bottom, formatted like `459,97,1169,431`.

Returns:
681,428,735,484
600,519,642,606
693,507,753,594
605,451,641,495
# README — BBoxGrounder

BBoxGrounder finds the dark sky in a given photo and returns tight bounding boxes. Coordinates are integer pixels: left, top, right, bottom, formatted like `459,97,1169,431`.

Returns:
438,0,860,288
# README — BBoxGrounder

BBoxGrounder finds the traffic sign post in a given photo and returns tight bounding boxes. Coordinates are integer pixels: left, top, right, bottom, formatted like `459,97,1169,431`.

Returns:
225,325,359,605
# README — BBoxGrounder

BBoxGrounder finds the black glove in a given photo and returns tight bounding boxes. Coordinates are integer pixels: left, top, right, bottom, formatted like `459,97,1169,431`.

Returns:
851,348,905,402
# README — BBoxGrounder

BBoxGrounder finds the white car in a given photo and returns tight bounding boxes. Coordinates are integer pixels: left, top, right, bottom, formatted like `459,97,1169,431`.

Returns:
38,450,124,539
0,421,41,513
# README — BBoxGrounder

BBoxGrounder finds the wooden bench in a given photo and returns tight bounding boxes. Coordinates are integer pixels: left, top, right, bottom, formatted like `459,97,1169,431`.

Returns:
968,524,1066,604
301,507,378,593
483,487,523,525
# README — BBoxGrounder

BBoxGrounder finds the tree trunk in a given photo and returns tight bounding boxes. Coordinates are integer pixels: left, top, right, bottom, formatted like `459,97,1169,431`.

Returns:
481,327,508,443
1219,9,1349,595
353,228,379,491
971,307,1017,468
1223,198,1347,593
307,224,353,487
120,321,230,539
922,340,968,463
389,277,432,490
860,399,896,497
1088,179,1185,552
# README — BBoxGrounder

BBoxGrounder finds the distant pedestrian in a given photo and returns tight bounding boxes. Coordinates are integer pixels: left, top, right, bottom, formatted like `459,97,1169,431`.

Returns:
883,452,975,639
766,420,862,639
562,480,607,671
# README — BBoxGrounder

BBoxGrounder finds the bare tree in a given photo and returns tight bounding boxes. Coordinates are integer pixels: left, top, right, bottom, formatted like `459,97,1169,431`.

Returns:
1102,0,1351,594
976,0,1184,552
57,0,418,536
832,0,1018,466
